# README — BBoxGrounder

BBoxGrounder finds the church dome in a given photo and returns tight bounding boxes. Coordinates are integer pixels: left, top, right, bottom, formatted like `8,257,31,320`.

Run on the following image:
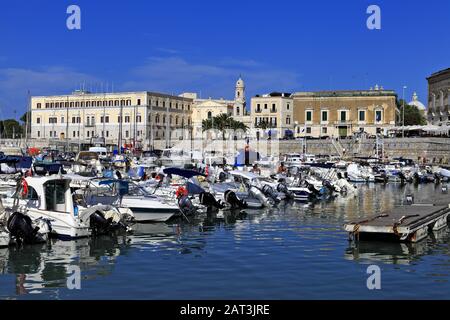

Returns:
409,92,426,111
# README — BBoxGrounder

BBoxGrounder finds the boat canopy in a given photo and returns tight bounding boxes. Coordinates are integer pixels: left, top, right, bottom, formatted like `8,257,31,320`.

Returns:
163,167,206,178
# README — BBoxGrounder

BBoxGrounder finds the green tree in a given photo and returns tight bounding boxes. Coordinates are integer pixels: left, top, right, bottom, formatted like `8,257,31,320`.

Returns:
20,111,30,123
202,113,248,140
0,119,23,138
396,99,426,126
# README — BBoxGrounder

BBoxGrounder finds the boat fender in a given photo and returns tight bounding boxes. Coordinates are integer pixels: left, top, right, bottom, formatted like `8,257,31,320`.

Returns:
21,178,28,197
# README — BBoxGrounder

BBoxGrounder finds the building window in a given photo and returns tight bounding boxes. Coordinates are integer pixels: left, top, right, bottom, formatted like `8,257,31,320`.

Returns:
359,110,366,122
207,111,212,119
72,117,76,124
136,115,142,123
271,104,276,112
87,131,90,138
264,104,268,109
61,117,64,123
106,131,109,137
37,103,42,109
306,127,312,134
321,110,328,122
73,131,76,137
137,99,141,105
37,118,41,124
375,110,383,122
287,103,290,110
286,116,291,125
340,111,347,122
125,130,129,138
125,116,130,123
322,127,328,134
306,110,313,122
105,116,109,123
37,131,40,137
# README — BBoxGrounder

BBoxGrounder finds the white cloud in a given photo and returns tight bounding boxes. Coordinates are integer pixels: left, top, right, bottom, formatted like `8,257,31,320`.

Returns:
121,56,301,98
0,67,100,117
0,57,301,118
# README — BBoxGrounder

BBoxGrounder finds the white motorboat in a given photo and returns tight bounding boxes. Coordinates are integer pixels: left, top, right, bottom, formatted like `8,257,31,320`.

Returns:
2,176,131,239
157,148,193,168
346,163,375,182
85,179,180,222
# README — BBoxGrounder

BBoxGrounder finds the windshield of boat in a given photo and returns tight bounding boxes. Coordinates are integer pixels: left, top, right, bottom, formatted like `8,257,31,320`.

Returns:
78,152,99,161
127,182,150,196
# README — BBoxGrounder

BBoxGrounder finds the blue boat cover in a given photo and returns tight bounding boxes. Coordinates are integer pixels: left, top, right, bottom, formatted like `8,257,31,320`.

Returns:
163,167,205,178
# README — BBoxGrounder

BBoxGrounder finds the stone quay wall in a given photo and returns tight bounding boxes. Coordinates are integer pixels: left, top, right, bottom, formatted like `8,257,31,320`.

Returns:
2,137,450,165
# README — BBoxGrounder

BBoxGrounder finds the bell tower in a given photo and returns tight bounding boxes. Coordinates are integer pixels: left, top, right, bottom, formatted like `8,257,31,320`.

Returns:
234,76,245,117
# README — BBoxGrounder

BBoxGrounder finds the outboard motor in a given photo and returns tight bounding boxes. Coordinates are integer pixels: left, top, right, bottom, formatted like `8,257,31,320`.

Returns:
89,209,128,235
7,212,47,245
224,190,247,209
434,172,441,184
261,184,280,203
277,182,294,199
249,186,274,207
199,192,224,210
178,195,197,216
322,180,335,193
90,211,116,235
398,172,406,184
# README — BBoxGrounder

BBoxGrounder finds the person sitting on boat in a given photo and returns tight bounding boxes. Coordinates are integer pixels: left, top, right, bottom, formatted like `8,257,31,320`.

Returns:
277,162,287,174
251,164,261,175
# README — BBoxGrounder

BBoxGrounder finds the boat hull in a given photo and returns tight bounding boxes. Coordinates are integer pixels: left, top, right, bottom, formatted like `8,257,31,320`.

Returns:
26,209,91,239
128,207,179,222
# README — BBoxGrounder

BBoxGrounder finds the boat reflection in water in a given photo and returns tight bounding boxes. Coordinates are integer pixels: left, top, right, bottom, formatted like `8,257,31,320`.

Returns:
344,227,450,265
0,235,131,297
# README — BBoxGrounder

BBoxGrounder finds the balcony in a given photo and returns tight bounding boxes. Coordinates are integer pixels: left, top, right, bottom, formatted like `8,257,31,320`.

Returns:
85,122,96,127
334,120,354,126
270,109,277,113
255,109,262,113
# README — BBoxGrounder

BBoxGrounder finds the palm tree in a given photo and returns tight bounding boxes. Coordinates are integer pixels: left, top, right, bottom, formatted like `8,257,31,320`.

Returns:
202,113,248,140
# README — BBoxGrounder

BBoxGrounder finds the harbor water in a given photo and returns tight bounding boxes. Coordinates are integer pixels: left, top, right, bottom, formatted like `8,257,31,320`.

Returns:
1,183,450,300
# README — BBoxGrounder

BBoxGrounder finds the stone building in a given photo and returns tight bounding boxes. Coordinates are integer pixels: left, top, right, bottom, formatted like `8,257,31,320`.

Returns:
291,87,397,138
188,77,251,138
250,92,294,139
30,91,193,149
426,68,450,125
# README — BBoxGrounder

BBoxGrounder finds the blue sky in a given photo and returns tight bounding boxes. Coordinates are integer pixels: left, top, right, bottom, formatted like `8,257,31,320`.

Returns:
0,0,448,119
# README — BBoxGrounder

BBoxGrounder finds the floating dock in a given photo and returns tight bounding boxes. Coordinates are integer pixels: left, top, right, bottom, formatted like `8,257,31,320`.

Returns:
345,204,450,242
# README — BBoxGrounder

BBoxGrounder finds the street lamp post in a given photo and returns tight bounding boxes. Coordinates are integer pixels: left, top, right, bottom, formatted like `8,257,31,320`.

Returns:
402,85,407,138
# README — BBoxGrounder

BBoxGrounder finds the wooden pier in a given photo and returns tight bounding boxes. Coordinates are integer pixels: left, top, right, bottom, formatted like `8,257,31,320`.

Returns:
345,204,450,242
